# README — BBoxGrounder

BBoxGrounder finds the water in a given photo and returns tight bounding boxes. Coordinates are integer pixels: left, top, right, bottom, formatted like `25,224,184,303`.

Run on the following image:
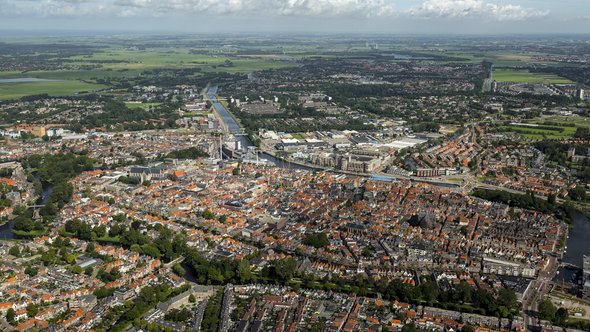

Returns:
0,78,63,83
0,220,15,239
208,85,309,171
554,211,590,283
0,181,53,239
562,211,590,266
207,86,241,134
182,262,198,283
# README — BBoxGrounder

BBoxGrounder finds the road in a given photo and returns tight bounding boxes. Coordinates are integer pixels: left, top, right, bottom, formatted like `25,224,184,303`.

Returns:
522,223,563,331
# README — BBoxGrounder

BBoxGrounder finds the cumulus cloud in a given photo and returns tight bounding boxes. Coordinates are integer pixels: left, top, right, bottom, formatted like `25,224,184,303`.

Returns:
0,0,107,17
0,0,550,22
408,0,549,21
112,0,396,18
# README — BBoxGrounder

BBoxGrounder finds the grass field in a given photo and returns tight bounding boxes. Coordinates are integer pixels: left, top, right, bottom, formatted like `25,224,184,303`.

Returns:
493,69,573,84
0,80,106,100
0,46,296,99
67,48,296,73
529,115,590,127
498,114,590,139
498,123,578,139
125,102,162,109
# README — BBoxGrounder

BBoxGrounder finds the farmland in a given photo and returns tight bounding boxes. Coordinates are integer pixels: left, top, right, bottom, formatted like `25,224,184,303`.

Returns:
493,69,573,84
0,80,106,100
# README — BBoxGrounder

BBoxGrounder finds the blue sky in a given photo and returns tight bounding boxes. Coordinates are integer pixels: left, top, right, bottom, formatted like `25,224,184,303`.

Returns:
0,0,589,34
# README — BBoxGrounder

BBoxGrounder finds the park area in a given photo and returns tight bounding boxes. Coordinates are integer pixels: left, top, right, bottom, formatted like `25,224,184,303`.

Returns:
493,69,573,84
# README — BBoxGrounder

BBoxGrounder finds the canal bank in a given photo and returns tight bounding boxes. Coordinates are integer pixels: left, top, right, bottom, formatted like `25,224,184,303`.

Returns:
0,180,53,239
554,211,590,284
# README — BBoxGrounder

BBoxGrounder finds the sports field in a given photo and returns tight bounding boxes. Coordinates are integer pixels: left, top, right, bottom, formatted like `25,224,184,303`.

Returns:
493,69,573,84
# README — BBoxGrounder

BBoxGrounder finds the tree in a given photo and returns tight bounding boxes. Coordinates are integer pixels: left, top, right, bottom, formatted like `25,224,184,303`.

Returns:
141,244,162,258
237,259,254,284
94,287,115,299
462,325,475,332
555,307,568,325
164,308,192,323
26,304,39,317
8,245,20,257
202,209,214,220
547,193,557,205
72,265,83,274
109,224,123,237
189,294,196,303
455,281,473,303
569,186,587,201
497,287,518,311
302,232,330,248
538,298,557,321
94,225,107,238
24,266,38,277
6,308,15,323
172,263,185,277
401,322,417,332
65,219,92,240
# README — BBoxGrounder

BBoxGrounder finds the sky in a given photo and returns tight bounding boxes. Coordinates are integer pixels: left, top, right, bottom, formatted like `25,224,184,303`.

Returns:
0,0,589,35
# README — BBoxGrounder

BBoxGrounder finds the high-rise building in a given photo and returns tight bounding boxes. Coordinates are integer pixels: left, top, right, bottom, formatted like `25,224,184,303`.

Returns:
576,88,585,101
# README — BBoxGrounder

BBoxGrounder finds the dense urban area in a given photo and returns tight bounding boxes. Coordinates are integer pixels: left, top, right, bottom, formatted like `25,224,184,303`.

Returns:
0,34,589,332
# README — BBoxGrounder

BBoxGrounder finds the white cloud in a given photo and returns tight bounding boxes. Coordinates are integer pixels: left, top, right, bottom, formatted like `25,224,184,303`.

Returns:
0,0,550,22
111,0,396,18
408,0,549,21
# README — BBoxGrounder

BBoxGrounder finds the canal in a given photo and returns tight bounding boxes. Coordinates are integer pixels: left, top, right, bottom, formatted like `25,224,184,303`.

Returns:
0,180,53,239
554,211,590,283
208,85,308,170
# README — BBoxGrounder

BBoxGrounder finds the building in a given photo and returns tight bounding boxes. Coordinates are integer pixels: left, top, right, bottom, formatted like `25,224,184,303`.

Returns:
584,255,590,293
568,147,590,163
576,89,585,101
129,166,165,181
482,257,536,278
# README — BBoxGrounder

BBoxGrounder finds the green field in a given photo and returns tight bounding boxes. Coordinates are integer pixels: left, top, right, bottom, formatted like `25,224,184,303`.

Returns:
0,46,297,100
67,48,296,73
125,102,162,109
0,80,106,100
529,115,590,127
498,123,578,139
493,69,573,84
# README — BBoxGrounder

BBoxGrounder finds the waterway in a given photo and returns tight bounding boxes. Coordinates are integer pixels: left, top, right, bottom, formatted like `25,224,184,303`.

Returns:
0,78,63,83
554,211,590,283
0,180,53,239
207,85,308,171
